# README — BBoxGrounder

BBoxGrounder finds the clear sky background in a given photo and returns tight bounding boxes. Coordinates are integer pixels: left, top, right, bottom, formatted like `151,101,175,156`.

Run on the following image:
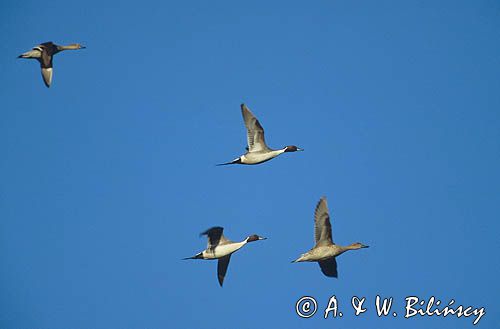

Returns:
1,1,499,328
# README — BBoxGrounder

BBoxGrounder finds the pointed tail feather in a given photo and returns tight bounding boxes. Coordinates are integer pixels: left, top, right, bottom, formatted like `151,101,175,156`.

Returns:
216,162,234,166
216,158,242,166
292,254,306,263
182,252,203,260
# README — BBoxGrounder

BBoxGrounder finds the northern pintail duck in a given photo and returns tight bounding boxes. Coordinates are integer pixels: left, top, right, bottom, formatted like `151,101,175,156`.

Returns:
18,41,86,87
292,197,369,277
183,226,266,286
217,104,303,165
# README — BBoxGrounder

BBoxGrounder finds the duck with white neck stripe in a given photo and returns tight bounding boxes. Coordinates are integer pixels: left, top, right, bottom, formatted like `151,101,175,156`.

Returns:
183,226,266,287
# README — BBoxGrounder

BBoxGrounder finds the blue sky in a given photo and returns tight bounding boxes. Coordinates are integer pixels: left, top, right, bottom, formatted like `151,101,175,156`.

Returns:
1,0,499,328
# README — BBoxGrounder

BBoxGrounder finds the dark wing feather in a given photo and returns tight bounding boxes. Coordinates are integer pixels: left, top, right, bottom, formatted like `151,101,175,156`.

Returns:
40,42,59,55
200,226,227,250
40,41,55,47
217,255,231,287
319,258,338,278
39,49,53,68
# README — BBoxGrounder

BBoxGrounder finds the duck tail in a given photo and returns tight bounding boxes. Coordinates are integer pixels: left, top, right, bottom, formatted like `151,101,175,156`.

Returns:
182,252,203,260
291,254,306,263
216,157,242,166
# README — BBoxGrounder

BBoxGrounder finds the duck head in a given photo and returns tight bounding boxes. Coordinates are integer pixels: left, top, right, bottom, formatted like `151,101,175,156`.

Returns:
350,242,369,249
283,145,304,152
246,234,267,242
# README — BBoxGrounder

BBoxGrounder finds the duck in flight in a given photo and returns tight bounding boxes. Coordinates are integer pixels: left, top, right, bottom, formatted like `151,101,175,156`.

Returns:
183,226,266,287
292,197,369,277
18,41,85,87
217,104,303,165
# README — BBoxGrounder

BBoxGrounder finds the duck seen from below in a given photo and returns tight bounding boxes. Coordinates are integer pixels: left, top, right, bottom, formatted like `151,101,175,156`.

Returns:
183,226,266,287
217,103,303,165
18,41,86,87
292,196,369,278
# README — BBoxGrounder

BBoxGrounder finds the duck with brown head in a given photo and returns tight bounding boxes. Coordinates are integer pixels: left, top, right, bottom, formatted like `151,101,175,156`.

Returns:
217,104,303,165
183,227,266,287
283,145,304,152
18,41,86,87
246,234,267,242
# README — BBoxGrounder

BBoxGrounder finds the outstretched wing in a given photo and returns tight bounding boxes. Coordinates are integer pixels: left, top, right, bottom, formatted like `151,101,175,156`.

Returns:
200,226,230,250
318,258,338,278
314,197,334,246
241,104,270,152
217,255,232,287
19,48,42,59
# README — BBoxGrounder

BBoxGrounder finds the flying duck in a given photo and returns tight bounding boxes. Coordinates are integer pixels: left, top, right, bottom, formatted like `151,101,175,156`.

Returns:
292,197,369,277
18,41,85,87
183,226,266,287
217,104,303,165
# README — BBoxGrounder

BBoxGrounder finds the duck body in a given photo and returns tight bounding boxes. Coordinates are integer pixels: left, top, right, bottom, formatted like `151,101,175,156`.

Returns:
198,240,247,259
293,245,347,262
233,148,286,165
18,41,85,87
184,226,266,286
218,104,302,166
292,197,369,278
